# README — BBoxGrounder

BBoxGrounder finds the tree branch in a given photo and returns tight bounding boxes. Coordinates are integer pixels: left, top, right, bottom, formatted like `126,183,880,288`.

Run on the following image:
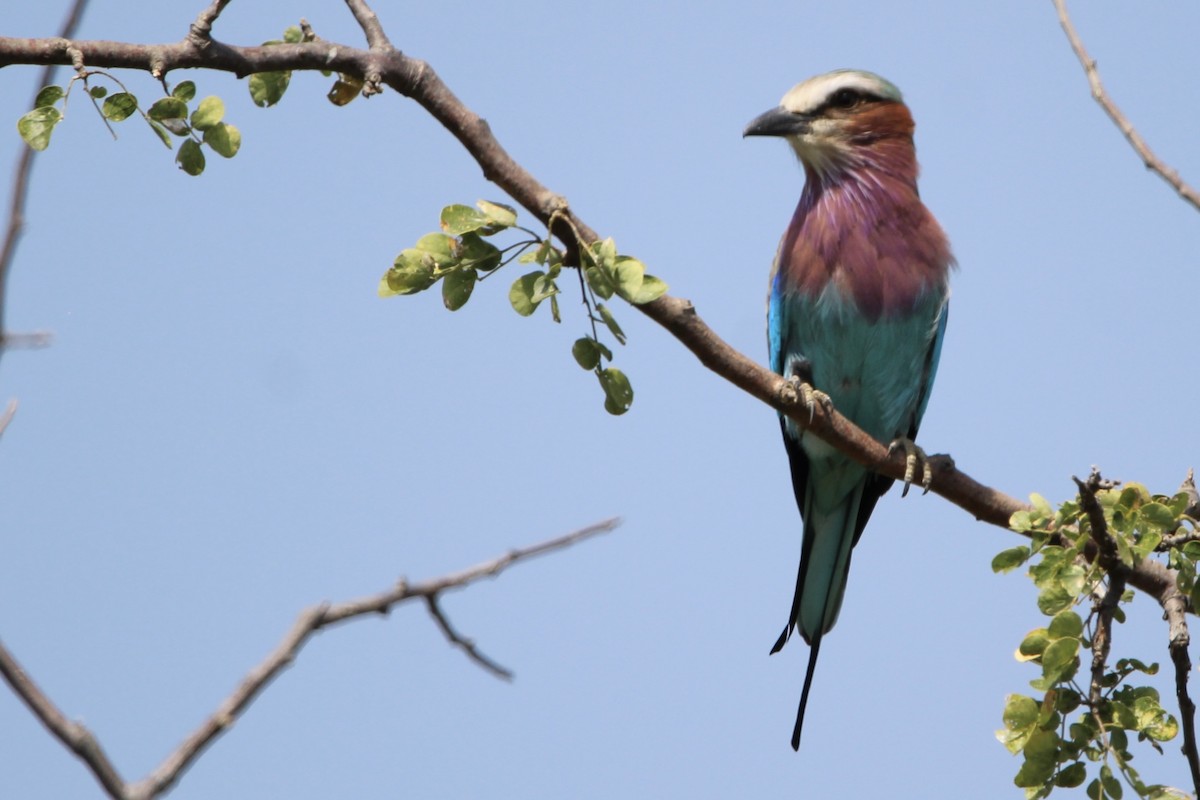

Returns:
0,0,87,353
0,637,129,798
0,2,1185,609
1052,0,1200,213
0,518,619,800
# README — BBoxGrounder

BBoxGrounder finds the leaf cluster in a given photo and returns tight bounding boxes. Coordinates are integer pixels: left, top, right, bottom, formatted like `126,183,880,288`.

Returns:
380,202,667,415
993,484,1197,799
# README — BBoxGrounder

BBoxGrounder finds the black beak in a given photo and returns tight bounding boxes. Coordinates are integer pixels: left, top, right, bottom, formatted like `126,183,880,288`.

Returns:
743,106,811,138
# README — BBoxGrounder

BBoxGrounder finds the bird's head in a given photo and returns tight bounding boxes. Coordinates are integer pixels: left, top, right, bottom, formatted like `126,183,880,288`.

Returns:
744,70,915,179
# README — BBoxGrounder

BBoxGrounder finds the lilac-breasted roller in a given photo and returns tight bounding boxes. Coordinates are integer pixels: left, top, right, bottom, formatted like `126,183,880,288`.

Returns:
744,70,953,750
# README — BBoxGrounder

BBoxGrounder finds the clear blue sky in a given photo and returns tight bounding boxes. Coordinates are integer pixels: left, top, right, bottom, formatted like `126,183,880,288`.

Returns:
2,2,1198,797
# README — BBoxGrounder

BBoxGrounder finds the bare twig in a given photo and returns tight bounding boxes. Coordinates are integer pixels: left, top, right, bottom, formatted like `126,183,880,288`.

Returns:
0,398,16,438
0,0,87,355
0,638,128,798
188,0,233,44
424,595,514,680
345,0,392,50
1075,470,1123,713
0,518,617,800
1165,587,1200,796
1053,0,1200,212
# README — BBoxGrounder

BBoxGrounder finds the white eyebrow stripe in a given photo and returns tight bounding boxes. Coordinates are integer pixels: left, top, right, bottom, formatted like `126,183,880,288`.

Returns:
779,70,902,115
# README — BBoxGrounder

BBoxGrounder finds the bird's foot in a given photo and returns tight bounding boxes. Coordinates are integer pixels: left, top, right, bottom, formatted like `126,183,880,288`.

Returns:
779,376,832,424
888,437,932,497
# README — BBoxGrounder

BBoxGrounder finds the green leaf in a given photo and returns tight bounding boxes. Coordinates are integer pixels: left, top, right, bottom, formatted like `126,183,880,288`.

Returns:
190,96,225,130
992,546,1031,573
585,266,615,299
16,107,62,151
34,85,64,107
440,204,490,235
549,293,561,323
148,96,188,121
630,273,668,304
1017,629,1049,661
509,271,545,316
176,139,205,176
1048,610,1083,640
147,119,172,149
442,267,477,311
203,122,241,158
282,25,303,43
1100,764,1123,799
172,80,196,102
415,233,456,263
1040,637,1079,683
598,367,633,415
476,199,517,229
572,338,601,370
383,250,437,296
1133,695,1179,741
1037,582,1073,616
88,85,108,99
1013,728,1060,788
597,304,626,345
1056,762,1087,788
458,233,502,271
102,92,138,122
327,74,363,106
613,256,645,301
249,71,291,107
1140,502,1178,530
997,694,1039,754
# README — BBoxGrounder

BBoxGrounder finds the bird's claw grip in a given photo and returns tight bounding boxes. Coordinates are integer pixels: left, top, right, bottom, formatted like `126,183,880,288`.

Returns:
888,437,932,497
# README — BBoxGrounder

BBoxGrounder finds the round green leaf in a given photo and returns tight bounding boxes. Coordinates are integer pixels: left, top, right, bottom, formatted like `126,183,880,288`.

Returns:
101,92,138,122
327,74,363,106
148,96,188,121
614,256,645,301
476,199,517,228
176,139,205,176
509,271,544,316
442,267,477,311
203,122,241,158
16,107,62,151
572,338,601,370
416,233,456,262
991,546,1030,573
34,85,64,107
1017,628,1049,661
249,71,291,107
598,367,633,415
1056,762,1087,788
1048,610,1083,640
631,273,668,304
440,204,489,235
384,250,436,295
190,95,225,131
1041,636,1080,681
172,80,196,102
458,233,501,271
88,85,108,99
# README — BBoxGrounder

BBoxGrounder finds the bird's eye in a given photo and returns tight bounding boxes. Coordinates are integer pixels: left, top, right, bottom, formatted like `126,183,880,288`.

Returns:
830,88,862,108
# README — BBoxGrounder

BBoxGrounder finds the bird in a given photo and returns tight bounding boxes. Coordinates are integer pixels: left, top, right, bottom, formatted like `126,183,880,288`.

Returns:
743,69,954,750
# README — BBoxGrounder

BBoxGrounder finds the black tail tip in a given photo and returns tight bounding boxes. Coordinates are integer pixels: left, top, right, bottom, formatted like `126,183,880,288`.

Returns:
770,625,790,655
